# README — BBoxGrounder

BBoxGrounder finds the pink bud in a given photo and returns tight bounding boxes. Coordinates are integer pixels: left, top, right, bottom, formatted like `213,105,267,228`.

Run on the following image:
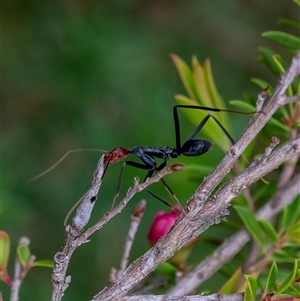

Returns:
148,206,182,245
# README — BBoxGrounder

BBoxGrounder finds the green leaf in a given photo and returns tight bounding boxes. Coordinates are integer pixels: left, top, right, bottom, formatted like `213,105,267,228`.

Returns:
258,219,278,243
0,231,10,268
278,206,288,233
287,220,300,243
33,259,54,268
287,283,300,295
192,57,210,104
263,261,278,297
229,100,260,111
274,259,299,297
156,262,177,277
17,244,31,267
268,115,290,132
244,275,257,301
171,54,197,100
285,196,300,230
234,206,266,249
262,31,300,50
272,248,299,263
203,58,227,111
257,47,283,77
293,0,300,6
219,267,242,294
278,18,300,28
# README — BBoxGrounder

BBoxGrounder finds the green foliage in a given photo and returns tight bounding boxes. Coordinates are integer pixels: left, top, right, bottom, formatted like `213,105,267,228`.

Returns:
245,260,300,300
263,261,278,297
262,31,300,50
234,205,267,250
171,54,231,151
244,275,257,301
17,243,31,267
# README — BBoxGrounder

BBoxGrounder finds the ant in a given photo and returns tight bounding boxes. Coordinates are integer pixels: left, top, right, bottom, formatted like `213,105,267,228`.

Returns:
29,105,263,212
102,105,262,208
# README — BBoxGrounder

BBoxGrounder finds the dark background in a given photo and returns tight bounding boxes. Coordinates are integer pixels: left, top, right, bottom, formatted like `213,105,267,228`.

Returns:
2,0,297,299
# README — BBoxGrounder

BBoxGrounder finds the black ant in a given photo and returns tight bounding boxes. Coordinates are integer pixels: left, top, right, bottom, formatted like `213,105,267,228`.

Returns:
102,105,262,207
29,105,263,211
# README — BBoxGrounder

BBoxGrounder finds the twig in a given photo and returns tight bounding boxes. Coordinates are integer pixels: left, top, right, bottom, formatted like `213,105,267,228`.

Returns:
122,293,244,301
76,164,183,246
10,237,35,301
51,155,106,301
117,200,147,278
91,51,300,301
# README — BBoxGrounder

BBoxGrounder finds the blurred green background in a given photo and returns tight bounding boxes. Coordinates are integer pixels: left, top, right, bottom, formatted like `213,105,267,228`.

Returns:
2,0,297,299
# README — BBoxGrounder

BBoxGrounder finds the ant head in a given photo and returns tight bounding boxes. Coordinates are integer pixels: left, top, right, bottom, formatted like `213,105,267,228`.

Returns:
104,147,129,164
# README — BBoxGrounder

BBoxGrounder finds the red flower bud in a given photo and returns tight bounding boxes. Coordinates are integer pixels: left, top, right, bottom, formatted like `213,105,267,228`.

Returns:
147,206,182,245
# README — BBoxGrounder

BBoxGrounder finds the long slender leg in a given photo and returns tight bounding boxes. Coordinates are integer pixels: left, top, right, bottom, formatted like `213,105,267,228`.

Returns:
111,160,154,209
110,160,174,210
173,105,240,151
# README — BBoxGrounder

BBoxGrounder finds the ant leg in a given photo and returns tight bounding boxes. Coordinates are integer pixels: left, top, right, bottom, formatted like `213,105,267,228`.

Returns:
173,105,238,150
184,114,234,146
111,160,152,210
155,161,182,208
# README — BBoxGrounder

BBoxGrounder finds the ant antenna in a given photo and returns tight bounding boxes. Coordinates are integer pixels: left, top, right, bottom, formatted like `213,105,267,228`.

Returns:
27,148,107,182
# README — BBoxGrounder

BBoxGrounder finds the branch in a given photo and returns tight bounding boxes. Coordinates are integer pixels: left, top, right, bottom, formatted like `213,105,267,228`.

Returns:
167,172,300,296
92,51,300,301
51,156,182,300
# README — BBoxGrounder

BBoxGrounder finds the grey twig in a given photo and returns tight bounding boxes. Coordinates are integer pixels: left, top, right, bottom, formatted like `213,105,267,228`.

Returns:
117,200,147,278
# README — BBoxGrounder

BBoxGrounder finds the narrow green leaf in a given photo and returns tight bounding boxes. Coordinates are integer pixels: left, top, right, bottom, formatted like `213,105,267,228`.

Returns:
174,94,198,105
293,0,300,6
33,259,54,268
0,231,10,268
258,219,278,243
268,115,290,132
171,54,197,100
272,248,299,263
156,262,177,278
203,58,227,111
229,100,259,111
287,284,300,295
278,18,300,28
257,47,283,77
285,196,300,230
234,206,265,249
274,259,299,297
244,275,257,301
262,31,300,49
192,60,211,105
219,267,242,294
263,261,278,297
278,207,288,232
287,220,300,243
17,244,31,267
